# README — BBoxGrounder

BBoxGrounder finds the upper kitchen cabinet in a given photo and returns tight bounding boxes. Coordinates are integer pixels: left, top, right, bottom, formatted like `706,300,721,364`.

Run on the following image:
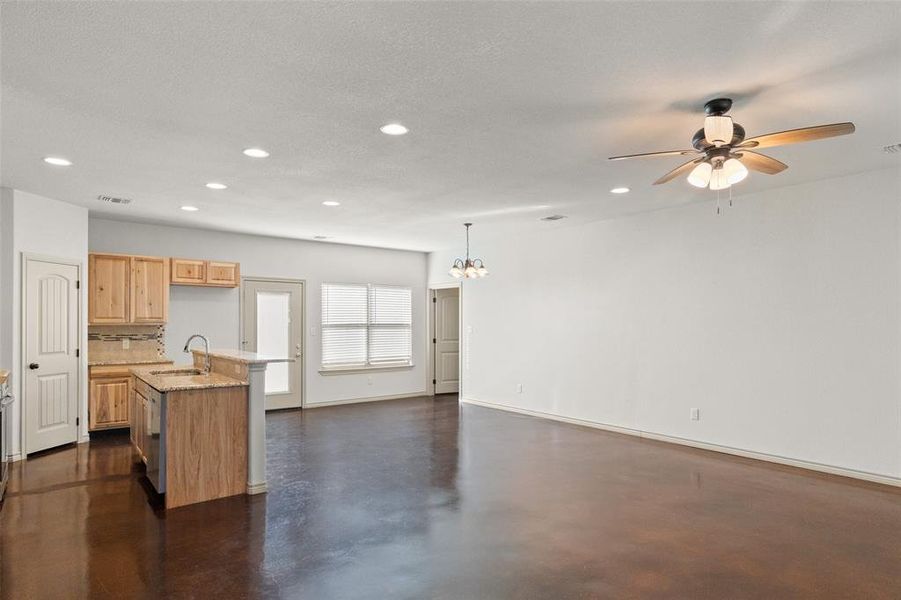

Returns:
171,258,240,288
89,253,169,324
206,261,240,287
131,256,169,323
170,258,206,285
89,254,131,324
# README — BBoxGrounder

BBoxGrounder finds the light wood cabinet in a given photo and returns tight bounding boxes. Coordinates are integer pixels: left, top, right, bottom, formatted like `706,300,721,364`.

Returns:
131,256,169,323
89,376,131,430
170,258,240,287
170,258,206,285
89,254,131,324
89,362,172,433
89,253,169,324
132,387,147,460
206,261,240,287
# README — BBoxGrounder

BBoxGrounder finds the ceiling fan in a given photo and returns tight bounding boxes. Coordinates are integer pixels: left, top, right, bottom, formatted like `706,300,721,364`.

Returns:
608,98,855,190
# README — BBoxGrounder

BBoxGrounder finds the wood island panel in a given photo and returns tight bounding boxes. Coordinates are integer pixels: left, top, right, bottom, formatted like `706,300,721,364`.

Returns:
164,386,248,509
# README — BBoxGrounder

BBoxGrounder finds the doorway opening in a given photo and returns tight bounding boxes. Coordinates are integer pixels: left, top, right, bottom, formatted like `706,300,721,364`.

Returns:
430,286,460,395
241,278,305,410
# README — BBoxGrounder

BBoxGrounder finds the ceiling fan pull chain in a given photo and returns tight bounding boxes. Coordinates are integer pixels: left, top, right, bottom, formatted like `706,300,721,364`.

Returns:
729,186,733,208
716,189,721,215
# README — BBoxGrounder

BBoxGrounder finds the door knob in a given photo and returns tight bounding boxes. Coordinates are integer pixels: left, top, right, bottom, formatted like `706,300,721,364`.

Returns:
29,363,39,370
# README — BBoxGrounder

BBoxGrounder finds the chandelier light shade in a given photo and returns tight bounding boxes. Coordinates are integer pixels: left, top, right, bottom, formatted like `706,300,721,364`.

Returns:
449,223,489,279
708,164,730,191
704,115,733,147
687,161,713,188
722,157,748,184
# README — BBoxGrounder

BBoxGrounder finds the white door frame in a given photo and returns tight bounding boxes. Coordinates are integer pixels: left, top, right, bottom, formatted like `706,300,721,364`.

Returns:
427,282,462,396
20,253,84,458
239,276,307,409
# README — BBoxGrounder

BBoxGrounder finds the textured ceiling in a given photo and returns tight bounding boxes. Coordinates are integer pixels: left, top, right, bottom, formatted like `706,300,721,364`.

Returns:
1,2,899,251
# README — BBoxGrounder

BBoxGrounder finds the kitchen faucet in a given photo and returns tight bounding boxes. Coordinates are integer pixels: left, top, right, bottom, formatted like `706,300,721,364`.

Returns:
183,334,211,374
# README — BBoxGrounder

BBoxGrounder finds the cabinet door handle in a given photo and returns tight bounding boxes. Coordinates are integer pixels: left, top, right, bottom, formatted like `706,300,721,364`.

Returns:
29,363,39,370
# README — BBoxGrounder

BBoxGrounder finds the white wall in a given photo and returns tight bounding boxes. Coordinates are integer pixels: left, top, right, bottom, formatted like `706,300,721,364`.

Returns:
1,189,90,457
89,219,429,406
429,168,901,482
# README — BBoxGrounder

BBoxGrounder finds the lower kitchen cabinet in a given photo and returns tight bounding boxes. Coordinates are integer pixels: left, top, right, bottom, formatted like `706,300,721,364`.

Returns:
89,376,131,430
88,362,172,433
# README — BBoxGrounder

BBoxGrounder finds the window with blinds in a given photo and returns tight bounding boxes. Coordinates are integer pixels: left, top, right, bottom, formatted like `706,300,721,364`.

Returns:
321,283,413,369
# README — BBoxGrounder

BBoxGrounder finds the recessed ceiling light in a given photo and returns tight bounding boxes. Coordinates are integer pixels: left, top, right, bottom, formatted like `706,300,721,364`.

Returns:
206,182,228,190
313,235,328,240
380,123,408,136
243,148,270,158
180,206,199,212
610,187,630,194
322,201,340,207
44,156,72,166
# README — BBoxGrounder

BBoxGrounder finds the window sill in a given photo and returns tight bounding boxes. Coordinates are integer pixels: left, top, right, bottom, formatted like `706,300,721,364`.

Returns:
319,364,414,376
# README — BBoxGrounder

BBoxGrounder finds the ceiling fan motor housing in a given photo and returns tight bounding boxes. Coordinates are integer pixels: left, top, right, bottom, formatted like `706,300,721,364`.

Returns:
704,97,733,116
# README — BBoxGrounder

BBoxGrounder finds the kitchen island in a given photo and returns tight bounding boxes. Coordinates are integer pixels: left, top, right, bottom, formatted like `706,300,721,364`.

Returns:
131,349,292,509
131,364,248,509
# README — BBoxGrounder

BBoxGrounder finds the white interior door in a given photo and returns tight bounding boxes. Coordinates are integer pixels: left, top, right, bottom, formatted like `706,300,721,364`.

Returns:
24,258,80,454
433,288,460,394
242,279,304,410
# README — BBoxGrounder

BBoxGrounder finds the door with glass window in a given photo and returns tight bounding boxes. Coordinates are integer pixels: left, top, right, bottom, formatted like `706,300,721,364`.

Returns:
242,279,304,410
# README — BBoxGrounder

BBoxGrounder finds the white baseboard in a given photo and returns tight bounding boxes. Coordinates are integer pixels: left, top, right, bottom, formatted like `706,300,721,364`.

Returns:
10,452,23,463
304,390,428,409
461,397,901,489
246,482,268,495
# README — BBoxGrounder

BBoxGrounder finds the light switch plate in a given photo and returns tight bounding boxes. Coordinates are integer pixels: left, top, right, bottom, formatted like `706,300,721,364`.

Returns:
122,339,130,350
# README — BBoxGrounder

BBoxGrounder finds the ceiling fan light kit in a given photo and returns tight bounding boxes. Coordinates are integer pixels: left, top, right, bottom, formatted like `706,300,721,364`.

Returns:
608,97,855,194
449,223,489,279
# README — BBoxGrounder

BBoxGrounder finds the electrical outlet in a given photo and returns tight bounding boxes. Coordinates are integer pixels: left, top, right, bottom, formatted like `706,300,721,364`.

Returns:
690,408,700,421
515,383,523,394
122,339,130,350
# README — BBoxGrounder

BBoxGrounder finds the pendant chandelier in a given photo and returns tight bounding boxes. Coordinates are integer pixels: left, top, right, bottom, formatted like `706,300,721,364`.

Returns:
449,222,488,279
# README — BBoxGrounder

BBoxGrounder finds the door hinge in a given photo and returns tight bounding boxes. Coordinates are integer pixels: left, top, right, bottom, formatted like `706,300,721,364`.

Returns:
432,338,436,344
432,297,436,303
76,280,80,290
76,348,80,357
76,417,80,426
432,379,436,385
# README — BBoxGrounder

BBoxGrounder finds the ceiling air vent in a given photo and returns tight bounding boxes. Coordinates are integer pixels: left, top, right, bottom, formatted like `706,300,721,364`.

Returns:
540,214,567,221
883,143,901,154
97,194,132,205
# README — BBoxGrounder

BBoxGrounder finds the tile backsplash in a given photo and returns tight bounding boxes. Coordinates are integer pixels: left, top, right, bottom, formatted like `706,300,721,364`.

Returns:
88,325,167,362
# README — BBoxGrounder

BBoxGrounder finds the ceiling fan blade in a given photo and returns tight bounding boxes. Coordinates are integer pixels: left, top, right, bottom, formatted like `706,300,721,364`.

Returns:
737,122,855,149
735,150,788,174
608,149,698,161
653,158,704,185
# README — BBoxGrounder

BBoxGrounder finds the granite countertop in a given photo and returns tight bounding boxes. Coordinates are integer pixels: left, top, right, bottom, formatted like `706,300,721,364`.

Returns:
192,348,294,364
131,363,248,393
88,356,174,367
